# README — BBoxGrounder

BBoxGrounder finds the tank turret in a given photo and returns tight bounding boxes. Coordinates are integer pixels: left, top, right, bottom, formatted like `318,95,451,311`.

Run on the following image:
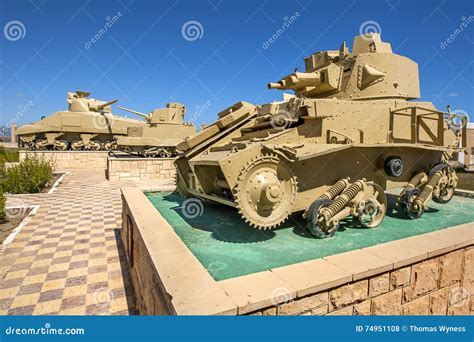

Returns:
117,102,187,126
67,91,118,113
268,33,420,100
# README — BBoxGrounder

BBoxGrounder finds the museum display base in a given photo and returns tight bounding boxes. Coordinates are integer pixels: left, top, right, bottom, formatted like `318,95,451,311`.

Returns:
19,150,109,170
107,155,175,181
121,187,474,315
19,151,177,181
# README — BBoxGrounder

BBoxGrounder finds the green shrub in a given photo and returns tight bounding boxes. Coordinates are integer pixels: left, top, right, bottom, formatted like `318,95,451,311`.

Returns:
1,156,53,194
0,147,19,164
0,187,5,223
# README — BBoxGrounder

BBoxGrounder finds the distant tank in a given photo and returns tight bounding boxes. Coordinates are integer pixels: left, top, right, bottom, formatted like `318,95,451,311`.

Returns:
175,33,467,238
16,91,196,157
116,103,196,157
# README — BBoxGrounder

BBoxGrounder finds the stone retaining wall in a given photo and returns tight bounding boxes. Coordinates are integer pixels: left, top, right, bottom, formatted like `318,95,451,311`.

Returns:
249,247,473,316
121,187,473,316
107,158,175,181
121,193,175,314
19,151,108,170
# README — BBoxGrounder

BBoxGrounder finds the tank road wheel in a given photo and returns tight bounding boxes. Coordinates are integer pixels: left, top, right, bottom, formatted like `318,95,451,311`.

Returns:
34,139,48,150
430,163,457,204
400,188,424,219
233,154,297,229
71,140,83,151
103,141,114,151
53,140,69,151
158,148,172,158
89,140,102,151
356,183,387,228
307,198,340,238
121,146,132,153
19,135,36,150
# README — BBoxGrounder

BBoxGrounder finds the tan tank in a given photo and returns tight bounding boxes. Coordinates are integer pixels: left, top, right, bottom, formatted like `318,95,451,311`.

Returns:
16,91,196,157
175,33,468,238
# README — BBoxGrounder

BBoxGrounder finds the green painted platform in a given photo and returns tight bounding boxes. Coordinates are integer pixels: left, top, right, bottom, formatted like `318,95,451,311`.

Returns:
145,191,474,281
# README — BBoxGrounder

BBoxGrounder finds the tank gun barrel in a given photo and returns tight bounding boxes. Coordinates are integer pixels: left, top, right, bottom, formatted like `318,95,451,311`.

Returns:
268,82,284,89
268,72,321,91
117,106,150,120
97,99,118,111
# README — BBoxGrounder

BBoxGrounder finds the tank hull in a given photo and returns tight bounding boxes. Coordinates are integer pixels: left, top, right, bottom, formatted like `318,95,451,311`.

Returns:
175,98,463,230
17,110,196,156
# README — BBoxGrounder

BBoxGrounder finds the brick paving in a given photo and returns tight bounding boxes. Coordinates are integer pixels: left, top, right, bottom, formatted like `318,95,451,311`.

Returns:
0,170,172,315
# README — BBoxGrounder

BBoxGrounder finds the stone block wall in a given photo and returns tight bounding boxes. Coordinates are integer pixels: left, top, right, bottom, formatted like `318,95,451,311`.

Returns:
121,194,174,314
249,247,473,316
107,158,176,181
19,151,108,170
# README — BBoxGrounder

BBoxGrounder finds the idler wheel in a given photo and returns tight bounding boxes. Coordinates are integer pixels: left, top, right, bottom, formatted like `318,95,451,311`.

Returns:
306,198,340,238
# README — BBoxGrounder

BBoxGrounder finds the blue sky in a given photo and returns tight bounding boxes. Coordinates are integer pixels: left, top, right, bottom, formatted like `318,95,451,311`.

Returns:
0,0,473,128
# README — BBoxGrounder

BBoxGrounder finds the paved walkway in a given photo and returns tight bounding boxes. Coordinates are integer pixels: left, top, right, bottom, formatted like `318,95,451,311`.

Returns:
0,171,171,315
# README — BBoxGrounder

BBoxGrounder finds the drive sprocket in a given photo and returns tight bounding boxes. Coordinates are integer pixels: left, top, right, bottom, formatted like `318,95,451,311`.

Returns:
233,153,297,229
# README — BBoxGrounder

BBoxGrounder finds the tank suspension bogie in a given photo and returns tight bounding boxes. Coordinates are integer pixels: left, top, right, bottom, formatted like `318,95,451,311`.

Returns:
70,134,106,151
398,164,457,219
307,178,387,238
320,180,365,221
319,178,351,201
405,172,428,191
397,171,428,210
